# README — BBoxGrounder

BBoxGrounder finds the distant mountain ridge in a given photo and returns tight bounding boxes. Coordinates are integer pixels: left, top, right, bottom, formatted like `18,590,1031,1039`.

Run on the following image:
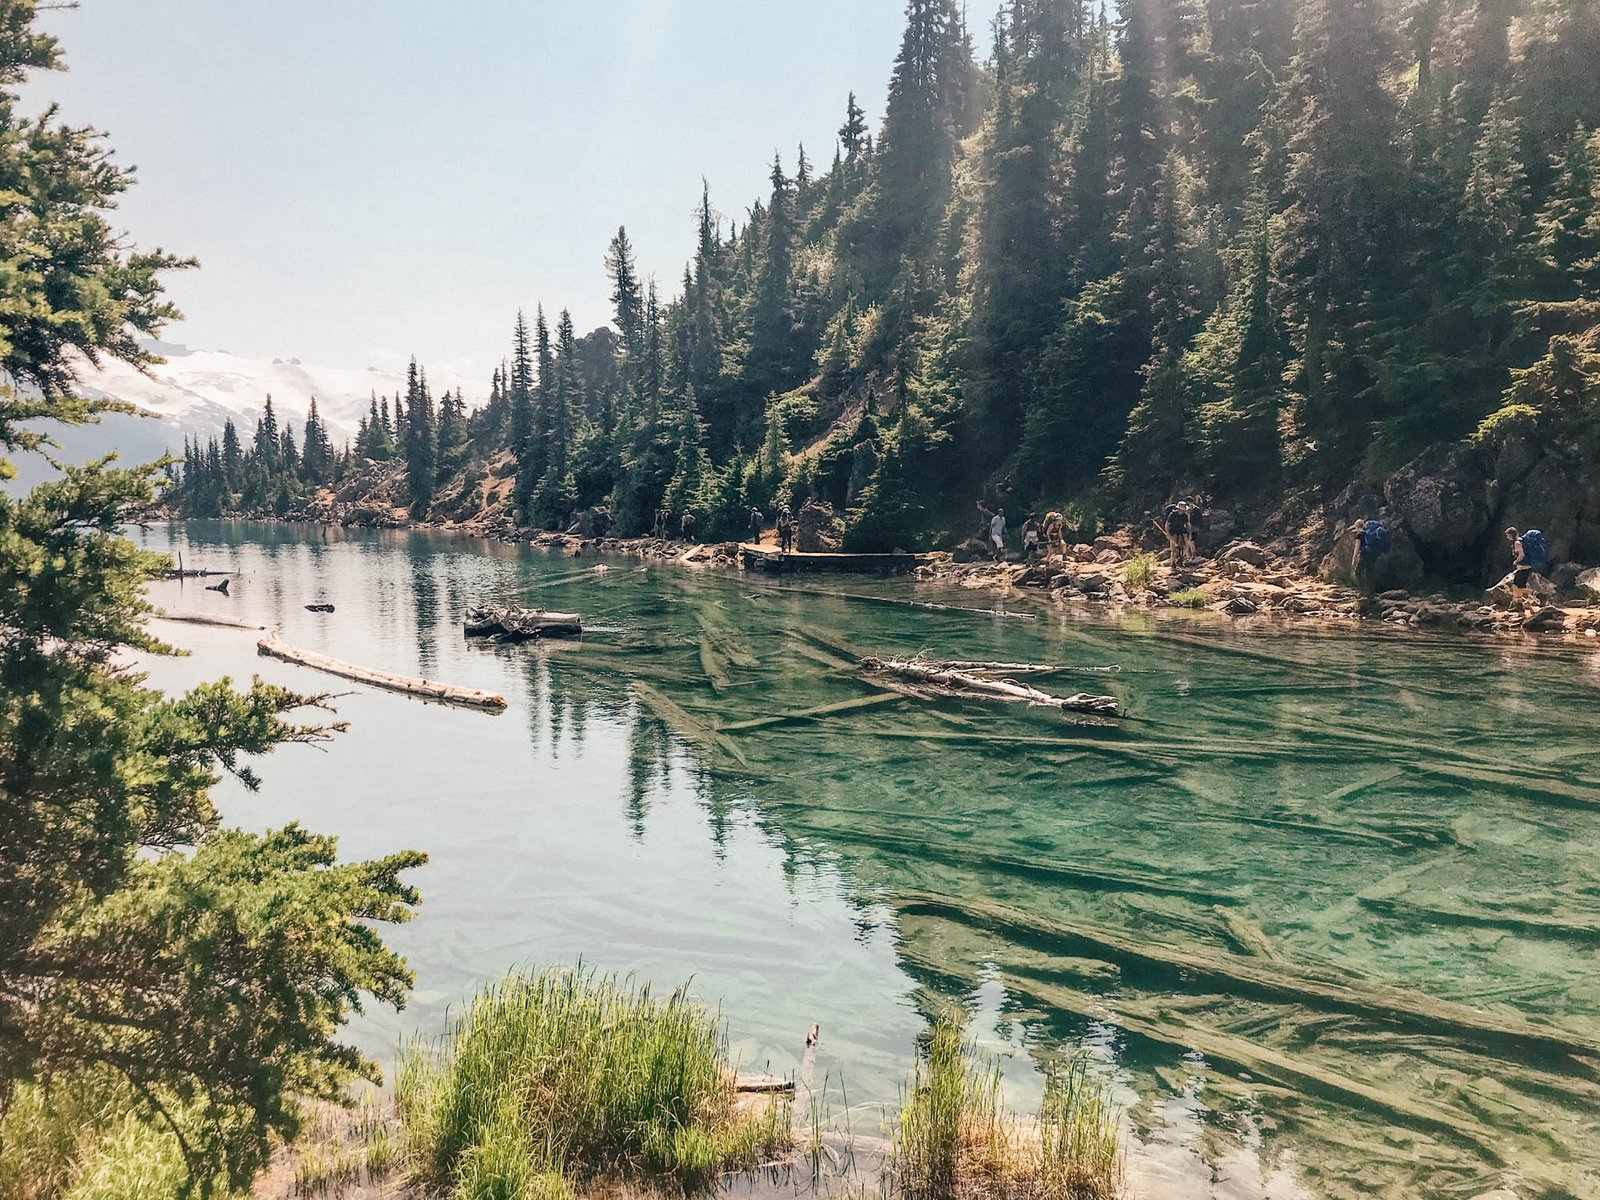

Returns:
5,343,477,493
80,341,477,445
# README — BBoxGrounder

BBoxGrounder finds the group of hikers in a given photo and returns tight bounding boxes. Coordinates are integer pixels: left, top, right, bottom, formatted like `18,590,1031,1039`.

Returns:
750,504,797,553
973,494,1556,606
1353,518,1552,603
977,498,1204,566
976,502,1078,564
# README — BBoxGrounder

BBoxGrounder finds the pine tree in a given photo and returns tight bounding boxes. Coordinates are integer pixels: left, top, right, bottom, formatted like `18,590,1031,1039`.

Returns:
301,397,332,484
403,358,436,515
253,395,281,470
854,0,980,294
1274,0,1406,472
220,418,243,490
605,227,644,354
840,91,869,165
436,387,468,481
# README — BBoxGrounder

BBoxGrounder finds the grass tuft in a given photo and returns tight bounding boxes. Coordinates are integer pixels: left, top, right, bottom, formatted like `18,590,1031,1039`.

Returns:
892,1014,1122,1200
1170,587,1208,608
397,967,790,1198
1123,553,1156,590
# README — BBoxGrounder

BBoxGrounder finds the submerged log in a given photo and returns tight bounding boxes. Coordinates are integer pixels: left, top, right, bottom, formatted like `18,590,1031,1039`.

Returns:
463,604,582,642
258,630,508,709
861,656,1120,715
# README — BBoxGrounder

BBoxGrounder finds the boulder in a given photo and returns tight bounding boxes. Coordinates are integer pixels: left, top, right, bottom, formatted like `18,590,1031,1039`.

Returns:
1195,508,1237,551
796,500,841,553
1492,456,1582,574
952,538,992,563
1385,444,1492,563
1523,605,1567,632
1577,566,1600,600
1221,541,1269,567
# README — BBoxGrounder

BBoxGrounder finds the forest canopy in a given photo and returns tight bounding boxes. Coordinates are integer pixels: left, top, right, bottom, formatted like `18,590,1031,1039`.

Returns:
173,0,1600,561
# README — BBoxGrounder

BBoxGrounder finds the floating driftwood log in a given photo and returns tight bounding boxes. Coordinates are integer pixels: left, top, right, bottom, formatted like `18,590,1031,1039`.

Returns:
258,629,508,710
861,656,1120,715
464,604,582,642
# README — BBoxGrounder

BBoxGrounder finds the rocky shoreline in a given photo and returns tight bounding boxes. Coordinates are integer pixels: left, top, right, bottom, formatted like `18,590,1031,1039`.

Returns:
229,499,1600,643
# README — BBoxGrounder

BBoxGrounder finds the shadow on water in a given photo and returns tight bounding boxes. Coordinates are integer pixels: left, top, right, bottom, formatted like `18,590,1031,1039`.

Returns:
140,521,1600,1200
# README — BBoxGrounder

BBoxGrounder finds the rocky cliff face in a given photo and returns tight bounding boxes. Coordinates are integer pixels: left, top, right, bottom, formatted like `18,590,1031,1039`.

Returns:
1316,434,1600,588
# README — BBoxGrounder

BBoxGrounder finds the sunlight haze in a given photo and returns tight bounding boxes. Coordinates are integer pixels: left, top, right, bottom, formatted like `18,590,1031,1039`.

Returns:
28,1,911,384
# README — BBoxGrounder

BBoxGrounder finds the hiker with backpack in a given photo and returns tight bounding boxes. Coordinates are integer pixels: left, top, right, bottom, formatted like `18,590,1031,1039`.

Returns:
1506,527,1550,600
1351,519,1391,589
1159,501,1198,566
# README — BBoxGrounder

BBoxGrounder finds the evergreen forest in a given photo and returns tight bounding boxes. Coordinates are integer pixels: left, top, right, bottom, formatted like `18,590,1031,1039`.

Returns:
174,0,1600,558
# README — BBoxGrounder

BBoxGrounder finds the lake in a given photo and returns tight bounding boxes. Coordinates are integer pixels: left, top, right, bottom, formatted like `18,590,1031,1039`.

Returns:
138,521,1600,1200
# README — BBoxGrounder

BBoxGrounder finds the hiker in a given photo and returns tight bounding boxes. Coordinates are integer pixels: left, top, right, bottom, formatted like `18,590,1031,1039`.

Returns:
1178,499,1200,562
1506,526,1550,603
1041,510,1067,561
777,508,794,553
1350,518,1390,589
653,507,668,540
1159,502,1192,566
680,510,696,540
989,506,1007,562
749,506,764,542
1021,514,1042,563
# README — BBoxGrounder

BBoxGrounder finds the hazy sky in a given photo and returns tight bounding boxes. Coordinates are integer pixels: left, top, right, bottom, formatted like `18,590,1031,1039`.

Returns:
26,2,921,390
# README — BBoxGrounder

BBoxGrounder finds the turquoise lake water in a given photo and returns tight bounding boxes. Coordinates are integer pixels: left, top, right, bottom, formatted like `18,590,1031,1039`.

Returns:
137,521,1600,1200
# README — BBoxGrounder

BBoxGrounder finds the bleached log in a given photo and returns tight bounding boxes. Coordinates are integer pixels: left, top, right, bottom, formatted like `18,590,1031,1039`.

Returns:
258,629,508,709
463,604,582,641
151,611,267,632
861,656,1120,715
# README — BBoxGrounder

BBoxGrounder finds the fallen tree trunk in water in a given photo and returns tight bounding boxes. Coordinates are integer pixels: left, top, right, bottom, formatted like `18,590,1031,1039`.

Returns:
258,629,508,710
463,604,582,641
861,656,1120,715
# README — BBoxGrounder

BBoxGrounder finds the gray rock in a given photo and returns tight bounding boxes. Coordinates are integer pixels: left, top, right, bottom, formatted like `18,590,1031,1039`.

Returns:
1221,541,1268,567
796,500,841,553
1523,605,1567,632
1577,566,1600,600
1385,444,1492,557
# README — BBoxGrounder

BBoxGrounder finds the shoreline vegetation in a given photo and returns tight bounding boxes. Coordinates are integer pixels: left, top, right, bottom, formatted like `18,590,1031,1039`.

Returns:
248,976,1125,1200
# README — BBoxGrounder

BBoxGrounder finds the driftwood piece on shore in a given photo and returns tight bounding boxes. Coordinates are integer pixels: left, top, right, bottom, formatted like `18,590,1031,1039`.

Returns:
464,604,582,642
258,629,508,710
861,656,1120,716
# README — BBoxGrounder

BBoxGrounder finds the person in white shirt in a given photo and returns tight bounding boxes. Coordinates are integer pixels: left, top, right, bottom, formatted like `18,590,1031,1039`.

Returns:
990,508,1007,562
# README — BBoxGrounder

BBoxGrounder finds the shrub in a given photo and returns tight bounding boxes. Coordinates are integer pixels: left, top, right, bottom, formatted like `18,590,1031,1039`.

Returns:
1124,553,1156,590
1171,588,1209,608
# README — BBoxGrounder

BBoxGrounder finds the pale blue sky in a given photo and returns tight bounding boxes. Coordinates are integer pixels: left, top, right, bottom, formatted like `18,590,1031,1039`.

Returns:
28,2,923,386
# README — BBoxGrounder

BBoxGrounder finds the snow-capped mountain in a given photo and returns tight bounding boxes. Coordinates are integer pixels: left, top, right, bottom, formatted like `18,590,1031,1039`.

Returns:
6,342,479,493
77,341,478,447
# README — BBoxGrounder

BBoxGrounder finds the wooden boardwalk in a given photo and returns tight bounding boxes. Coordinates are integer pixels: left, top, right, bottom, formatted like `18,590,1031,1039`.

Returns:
740,543,922,574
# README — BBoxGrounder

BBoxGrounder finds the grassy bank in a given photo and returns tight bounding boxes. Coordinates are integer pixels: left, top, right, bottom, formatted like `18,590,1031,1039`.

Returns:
395,967,790,1199
893,1016,1122,1200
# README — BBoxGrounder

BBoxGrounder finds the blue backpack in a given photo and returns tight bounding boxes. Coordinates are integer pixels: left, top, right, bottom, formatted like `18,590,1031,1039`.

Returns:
1360,520,1391,558
1520,529,1549,567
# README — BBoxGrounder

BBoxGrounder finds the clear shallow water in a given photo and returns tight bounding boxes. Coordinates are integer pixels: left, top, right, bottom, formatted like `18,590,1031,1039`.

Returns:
138,521,1600,1200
